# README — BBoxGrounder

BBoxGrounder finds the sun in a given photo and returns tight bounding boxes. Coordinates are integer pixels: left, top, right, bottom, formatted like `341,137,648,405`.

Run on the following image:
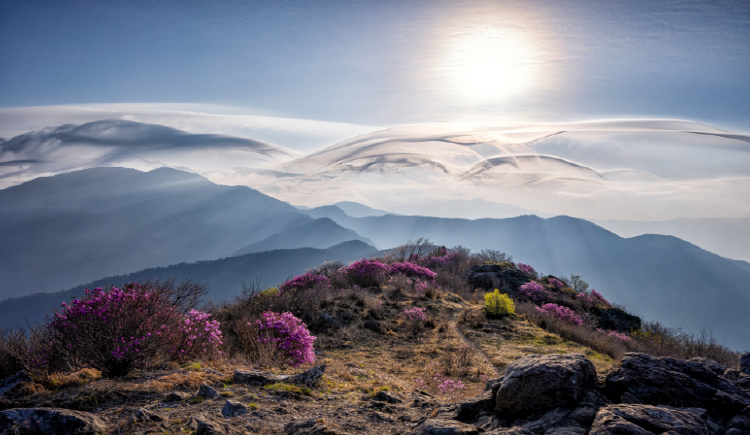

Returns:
443,27,539,101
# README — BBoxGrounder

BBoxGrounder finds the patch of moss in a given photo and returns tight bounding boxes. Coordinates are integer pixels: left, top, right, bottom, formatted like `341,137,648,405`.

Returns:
263,383,311,396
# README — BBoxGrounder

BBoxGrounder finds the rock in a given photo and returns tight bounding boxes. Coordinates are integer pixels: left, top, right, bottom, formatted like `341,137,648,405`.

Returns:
513,405,598,434
483,428,534,435
595,308,641,333
198,384,219,399
163,391,191,402
0,370,32,399
589,404,709,435
0,407,108,435
604,353,750,419
417,418,480,435
233,369,289,385
287,365,326,387
741,353,750,376
195,418,228,435
373,390,402,403
495,354,597,416
130,407,164,423
467,264,529,291
221,399,248,417
455,390,494,422
284,418,346,434
724,370,750,391
302,311,353,333
728,407,750,431
364,320,386,333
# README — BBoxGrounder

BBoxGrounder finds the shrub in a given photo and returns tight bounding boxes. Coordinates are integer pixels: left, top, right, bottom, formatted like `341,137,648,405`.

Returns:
403,307,427,322
597,328,632,342
46,286,223,378
519,282,549,303
253,311,316,367
566,275,589,293
534,303,583,325
483,290,515,318
548,278,564,290
576,289,611,308
343,259,390,288
389,262,437,281
516,263,537,277
307,261,344,278
279,273,330,293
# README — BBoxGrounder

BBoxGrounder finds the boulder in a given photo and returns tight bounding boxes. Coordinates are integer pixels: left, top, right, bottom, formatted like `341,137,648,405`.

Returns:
466,264,530,291
455,390,494,422
0,370,32,399
588,404,709,435
198,384,219,399
130,407,164,423
233,369,289,385
512,405,598,434
728,406,750,432
363,320,387,333
163,391,191,402
284,418,347,434
741,353,750,376
604,353,750,419
724,370,750,391
0,407,108,435
483,428,534,435
495,354,597,416
417,418,480,435
287,365,326,387
596,308,641,333
221,400,248,417
373,391,402,404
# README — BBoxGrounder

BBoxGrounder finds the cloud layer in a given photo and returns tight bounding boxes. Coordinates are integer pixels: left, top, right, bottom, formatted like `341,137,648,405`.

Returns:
1,111,749,221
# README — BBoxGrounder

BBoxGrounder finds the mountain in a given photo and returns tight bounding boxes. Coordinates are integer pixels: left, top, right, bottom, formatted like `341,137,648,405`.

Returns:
593,217,750,262
0,240,378,330
234,218,375,255
332,201,397,217
387,198,550,219
294,210,750,349
0,167,313,299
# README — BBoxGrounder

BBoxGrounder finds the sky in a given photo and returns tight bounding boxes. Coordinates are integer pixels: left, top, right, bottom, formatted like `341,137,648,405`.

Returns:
1,0,750,221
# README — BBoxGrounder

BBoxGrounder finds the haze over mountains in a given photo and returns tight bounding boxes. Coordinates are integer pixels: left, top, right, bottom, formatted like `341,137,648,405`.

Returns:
0,167,748,349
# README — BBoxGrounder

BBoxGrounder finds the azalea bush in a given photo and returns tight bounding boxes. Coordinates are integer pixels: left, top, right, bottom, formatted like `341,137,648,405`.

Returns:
46,286,222,377
597,328,632,342
253,311,316,367
576,289,611,308
548,278,565,290
279,272,330,293
516,263,537,277
535,303,583,325
519,281,549,303
389,262,437,281
344,258,390,288
403,306,427,322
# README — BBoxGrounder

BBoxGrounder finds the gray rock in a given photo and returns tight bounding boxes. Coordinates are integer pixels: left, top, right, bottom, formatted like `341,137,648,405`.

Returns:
589,404,709,435
373,390,402,403
728,407,750,431
689,357,726,376
483,428,534,435
724,370,750,391
130,407,164,423
198,384,219,399
604,353,750,419
741,353,750,376
596,308,642,333
284,418,346,434
163,391,191,402
495,354,597,416
0,370,32,399
455,390,494,422
221,399,248,417
514,405,598,434
195,418,228,435
233,369,289,385
417,418,480,435
363,320,386,333
0,407,108,435
287,365,326,387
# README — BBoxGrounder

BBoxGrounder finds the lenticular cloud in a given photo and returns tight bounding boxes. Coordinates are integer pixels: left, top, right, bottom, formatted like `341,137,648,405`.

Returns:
1,117,749,220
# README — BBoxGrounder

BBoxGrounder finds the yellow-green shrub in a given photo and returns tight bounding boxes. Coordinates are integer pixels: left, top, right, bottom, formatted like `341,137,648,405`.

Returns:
484,289,515,318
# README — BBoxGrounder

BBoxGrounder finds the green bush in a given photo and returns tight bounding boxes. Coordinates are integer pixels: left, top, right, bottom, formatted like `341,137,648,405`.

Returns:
484,289,515,318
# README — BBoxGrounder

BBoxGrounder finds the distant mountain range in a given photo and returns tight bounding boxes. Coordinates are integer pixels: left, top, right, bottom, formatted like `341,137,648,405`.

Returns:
0,167,748,349
0,240,377,330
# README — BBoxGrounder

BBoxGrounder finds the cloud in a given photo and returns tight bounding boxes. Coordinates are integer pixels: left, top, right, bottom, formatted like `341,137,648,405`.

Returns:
1,112,749,221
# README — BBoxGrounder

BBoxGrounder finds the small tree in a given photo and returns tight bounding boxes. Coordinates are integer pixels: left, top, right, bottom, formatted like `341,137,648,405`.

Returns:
484,290,515,318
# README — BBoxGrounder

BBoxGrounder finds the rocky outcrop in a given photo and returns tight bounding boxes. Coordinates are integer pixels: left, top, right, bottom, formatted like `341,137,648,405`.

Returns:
595,308,641,333
417,418,480,435
284,418,349,434
589,404,710,435
466,264,531,291
164,391,191,402
604,353,750,420
741,353,750,376
495,354,597,416
0,370,32,399
234,365,326,388
0,407,108,435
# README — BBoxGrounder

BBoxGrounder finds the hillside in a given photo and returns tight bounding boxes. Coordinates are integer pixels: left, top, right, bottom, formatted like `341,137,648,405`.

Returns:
302,209,750,350
0,241,377,330
0,167,361,299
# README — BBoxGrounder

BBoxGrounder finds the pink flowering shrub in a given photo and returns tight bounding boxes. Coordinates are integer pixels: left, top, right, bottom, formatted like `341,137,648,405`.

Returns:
517,263,537,277
47,286,223,378
389,262,437,281
344,258,390,288
279,272,330,293
576,289,612,308
548,278,564,290
413,360,467,400
597,328,632,342
519,282,549,303
414,281,429,293
403,306,427,322
535,303,583,325
253,311,316,367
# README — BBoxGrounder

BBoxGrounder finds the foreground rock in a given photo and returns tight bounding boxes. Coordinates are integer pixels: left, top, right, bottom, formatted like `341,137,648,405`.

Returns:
417,418,480,435
0,407,108,435
604,353,750,420
222,399,249,417
234,365,326,387
589,404,710,435
495,353,597,416
284,418,349,434
0,371,32,399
